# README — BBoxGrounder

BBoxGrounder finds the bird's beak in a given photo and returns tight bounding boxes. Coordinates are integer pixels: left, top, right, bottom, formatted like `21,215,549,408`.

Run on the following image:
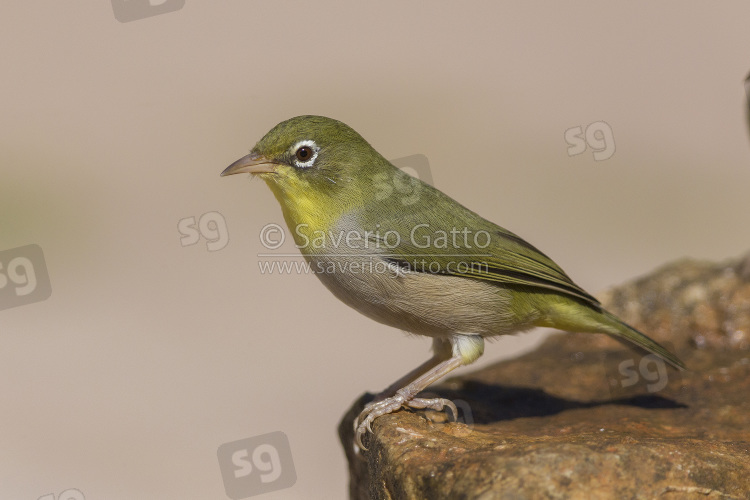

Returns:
221,152,278,176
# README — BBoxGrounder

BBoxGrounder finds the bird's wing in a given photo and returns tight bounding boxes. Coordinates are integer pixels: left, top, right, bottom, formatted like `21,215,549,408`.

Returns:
364,182,600,307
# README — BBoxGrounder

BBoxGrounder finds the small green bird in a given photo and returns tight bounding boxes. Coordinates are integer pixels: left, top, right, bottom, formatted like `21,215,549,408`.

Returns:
222,115,685,449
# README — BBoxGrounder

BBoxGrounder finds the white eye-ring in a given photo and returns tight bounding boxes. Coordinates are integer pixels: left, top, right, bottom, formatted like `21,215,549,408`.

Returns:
291,139,320,168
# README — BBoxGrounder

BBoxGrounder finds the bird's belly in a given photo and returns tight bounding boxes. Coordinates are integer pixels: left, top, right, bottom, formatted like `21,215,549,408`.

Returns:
305,252,533,338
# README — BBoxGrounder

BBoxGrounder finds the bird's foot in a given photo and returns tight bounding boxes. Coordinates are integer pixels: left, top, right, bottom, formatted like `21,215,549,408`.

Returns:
353,390,458,451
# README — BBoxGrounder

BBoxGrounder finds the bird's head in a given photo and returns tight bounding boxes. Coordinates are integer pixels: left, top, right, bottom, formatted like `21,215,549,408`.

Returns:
222,116,397,233
222,115,388,204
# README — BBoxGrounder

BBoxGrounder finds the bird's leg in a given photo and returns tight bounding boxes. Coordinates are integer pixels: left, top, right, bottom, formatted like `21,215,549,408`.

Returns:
354,357,461,449
368,338,453,402
354,334,484,450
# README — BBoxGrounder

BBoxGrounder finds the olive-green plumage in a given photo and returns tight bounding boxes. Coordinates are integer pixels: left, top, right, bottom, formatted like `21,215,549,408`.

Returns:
222,115,684,449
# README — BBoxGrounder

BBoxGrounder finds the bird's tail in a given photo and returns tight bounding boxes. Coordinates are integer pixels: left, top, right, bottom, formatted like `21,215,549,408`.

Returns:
539,299,686,370
598,309,685,370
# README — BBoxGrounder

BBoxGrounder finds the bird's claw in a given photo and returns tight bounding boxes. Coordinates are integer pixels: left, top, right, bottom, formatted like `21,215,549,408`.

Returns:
353,393,458,451
408,397,458,421
354,393,407,450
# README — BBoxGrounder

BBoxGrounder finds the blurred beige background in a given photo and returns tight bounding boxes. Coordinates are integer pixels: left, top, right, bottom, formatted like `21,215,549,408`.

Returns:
2,2,749,499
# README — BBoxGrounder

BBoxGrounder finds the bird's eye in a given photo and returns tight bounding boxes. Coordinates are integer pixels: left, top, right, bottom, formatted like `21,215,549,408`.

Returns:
296,146,312,162
290,140,319,168
289,139,320,168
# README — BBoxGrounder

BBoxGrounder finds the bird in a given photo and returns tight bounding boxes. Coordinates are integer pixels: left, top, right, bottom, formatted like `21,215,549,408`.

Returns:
221,115,685,450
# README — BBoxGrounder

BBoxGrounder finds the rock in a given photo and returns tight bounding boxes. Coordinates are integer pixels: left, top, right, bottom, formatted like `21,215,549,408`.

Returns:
339,253,750,499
